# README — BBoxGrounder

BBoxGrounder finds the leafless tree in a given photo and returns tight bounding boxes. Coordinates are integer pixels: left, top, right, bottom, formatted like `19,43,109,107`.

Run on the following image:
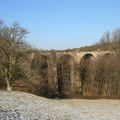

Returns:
0,21,29,90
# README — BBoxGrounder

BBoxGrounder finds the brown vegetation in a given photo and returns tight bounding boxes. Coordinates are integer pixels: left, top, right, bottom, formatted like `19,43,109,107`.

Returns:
79,53,120,97
1,20,120,98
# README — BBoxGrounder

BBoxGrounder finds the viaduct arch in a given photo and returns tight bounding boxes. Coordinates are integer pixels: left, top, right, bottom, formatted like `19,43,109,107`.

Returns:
30,51,114,97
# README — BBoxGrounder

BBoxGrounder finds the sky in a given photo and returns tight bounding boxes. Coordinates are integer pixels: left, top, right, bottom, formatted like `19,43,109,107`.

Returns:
0,0,120,50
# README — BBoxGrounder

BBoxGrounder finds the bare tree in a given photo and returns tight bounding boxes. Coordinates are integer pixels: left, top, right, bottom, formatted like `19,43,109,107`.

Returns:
112,28,120,42
0,21,29,90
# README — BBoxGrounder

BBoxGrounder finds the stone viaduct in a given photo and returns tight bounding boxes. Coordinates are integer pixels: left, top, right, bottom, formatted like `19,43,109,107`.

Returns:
30,50,113,97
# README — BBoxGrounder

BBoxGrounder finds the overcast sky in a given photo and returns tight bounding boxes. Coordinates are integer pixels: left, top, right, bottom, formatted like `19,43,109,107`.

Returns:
0,0,120,50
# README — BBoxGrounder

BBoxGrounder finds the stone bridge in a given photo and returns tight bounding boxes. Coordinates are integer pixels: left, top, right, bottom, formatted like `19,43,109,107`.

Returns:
31,50,114,97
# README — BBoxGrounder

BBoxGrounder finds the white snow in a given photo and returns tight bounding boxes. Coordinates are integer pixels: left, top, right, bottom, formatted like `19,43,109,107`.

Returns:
0,91,120,120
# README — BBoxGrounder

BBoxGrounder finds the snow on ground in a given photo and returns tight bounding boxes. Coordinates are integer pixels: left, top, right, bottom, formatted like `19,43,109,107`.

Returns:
0,91,120,120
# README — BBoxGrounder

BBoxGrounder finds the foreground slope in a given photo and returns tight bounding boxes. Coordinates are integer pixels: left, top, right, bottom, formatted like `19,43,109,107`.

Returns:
0,91,120,120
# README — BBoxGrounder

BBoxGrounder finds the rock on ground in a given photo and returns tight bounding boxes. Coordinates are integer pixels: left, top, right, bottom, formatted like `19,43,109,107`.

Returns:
0,91,120,120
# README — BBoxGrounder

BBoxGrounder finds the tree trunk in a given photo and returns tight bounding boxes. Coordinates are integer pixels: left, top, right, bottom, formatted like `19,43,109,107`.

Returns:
6,79,12,91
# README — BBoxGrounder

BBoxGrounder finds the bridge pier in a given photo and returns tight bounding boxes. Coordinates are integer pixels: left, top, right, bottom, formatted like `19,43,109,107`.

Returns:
30,51,113,98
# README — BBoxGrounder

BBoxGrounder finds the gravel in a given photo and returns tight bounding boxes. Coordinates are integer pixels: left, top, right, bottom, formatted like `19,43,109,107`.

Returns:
0,91,120,120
